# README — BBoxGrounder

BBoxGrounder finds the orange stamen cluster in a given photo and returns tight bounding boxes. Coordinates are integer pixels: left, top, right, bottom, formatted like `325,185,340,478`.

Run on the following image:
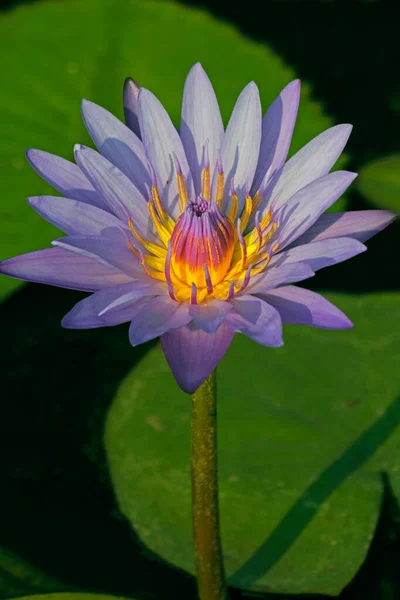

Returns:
126,156,279,303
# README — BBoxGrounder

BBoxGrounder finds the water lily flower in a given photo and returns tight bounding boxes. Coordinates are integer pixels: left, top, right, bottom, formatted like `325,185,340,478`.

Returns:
0,63,395,393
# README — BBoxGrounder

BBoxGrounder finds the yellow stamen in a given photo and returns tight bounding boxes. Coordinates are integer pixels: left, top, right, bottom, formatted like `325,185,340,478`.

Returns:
228,192,238,223
263,221,278,245
127,218,146,246
201,166,210,200
177,172,189,212
151,184,167,221
250,190,262,219
260,210,273,231
143,254,166,272
250,252,271,276
128,218,166,258
240,194,253,233
271,241,279,253
141,257,167,281
216,170,224,208
148,201,174,246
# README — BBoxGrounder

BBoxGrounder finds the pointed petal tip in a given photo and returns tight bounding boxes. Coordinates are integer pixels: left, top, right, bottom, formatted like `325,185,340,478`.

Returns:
80,98,92,113
0,256,12,275
246,80,259,94
26,195,38,207
359,241,368,253
137,87,151,101
25,147,40,168
124,76,140,91
335,122,353,137
191,61,205,73
26,147,47,166
73,143,87,155
286,78,301,92
185,62,210,85
236,80,260,102
335,169,358,183
161,324,234,393
137,87,158,111
61,314,73,329
343,318,354,329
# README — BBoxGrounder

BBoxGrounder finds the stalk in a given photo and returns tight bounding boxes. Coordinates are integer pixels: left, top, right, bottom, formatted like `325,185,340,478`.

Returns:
191,369,227,600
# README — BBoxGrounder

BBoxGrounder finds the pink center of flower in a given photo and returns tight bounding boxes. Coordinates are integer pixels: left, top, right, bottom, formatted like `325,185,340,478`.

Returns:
169,197,235,290
127,154,280,303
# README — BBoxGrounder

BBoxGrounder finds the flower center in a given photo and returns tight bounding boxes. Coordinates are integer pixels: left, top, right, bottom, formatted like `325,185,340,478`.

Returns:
169,197,235,290
126,155,280,304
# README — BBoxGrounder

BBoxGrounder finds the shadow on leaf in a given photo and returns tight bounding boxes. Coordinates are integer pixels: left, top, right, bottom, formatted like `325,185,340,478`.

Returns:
230,396,400,589
0,283,196,600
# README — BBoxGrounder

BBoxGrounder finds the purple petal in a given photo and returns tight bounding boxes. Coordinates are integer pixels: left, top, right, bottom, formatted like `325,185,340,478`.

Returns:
28,196,127,236
226,295,283,347
52,235,146,280
161,322,234,393
277,171,358,250
260,285,353,329
292,210,397,246
26,149,107,210
0,247,133,291
81,99,150,197
189,298,232,333
128,296,191,346
245,262,314,294
74,145,156,242
251,79,300,194
213,82,262,214
180,63,224,195
123,77,141,138
262,124,352,216
138,88,193,220
62,281,157,329
99,281,165,316
270,237,366,271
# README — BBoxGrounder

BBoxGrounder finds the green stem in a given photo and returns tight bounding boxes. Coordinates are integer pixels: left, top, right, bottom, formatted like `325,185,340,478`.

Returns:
191,369,227,600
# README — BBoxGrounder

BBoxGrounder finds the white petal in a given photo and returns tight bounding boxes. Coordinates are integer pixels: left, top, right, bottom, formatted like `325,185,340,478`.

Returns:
181,63,223,195
138,88,193,219
276,170,357,249
74,145,156,243
252,79,300,194
26,149,107,210
213,82,262,214
270,237,366,271
263,124,352,217
81,100,150,196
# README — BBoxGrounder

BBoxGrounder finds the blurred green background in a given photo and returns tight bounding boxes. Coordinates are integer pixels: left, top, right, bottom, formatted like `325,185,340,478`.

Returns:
0,1,399,600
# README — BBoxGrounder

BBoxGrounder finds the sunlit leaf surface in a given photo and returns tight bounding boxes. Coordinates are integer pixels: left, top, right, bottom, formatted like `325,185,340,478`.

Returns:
357,154,400,212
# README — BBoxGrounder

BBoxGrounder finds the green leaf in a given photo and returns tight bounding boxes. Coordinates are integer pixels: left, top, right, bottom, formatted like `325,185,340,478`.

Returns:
10,596,132,600
357,154,400,211
105,293,400,596
0,549,67,599
0,0,347,301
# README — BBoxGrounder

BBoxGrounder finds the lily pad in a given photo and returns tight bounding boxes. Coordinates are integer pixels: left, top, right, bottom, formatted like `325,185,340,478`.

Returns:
357,154,400,212
11,596,132,600
0,0,346,301
105,293,400,596
0,549,67,600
